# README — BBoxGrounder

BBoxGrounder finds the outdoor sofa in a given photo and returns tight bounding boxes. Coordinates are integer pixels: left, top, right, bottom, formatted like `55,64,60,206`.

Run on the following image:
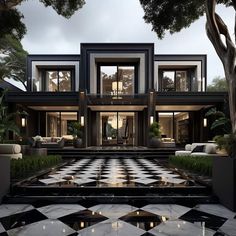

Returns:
175,143,219,156
30,136,65,148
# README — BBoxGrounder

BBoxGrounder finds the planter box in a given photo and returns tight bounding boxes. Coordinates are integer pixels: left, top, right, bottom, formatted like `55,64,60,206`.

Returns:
213,156,236,211
21,145,30,155
0,156,10,203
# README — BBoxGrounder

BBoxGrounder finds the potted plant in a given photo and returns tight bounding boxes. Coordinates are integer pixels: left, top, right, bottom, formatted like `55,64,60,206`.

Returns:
149,121,161,148
205,108,236,211
68,121,83,148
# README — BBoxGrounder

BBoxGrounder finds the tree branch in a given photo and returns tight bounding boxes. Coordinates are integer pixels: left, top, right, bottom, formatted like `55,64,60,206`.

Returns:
206,0,236,74
0,0,23,10
205,0,227,62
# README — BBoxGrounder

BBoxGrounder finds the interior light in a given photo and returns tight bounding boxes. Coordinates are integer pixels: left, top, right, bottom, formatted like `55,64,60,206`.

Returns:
80,221,85,228
150,116,154,125
80,116,84,126
21,117,26,127
203,118,207,127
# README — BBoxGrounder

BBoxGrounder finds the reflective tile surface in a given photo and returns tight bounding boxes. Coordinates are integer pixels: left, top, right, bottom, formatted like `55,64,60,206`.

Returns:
26,157,198,188
0,203,235,235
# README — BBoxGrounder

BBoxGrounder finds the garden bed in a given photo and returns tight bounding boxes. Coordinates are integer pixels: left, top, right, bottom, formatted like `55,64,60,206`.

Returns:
11,155,62,180
169,155,213,177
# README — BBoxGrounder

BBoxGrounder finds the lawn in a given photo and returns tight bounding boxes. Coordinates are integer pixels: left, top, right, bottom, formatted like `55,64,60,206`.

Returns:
169,155,213,176
11,155,62,180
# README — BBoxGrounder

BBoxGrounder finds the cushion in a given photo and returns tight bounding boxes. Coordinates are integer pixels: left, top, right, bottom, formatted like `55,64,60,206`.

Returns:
185,144,192,151
191,145,205,153
190,152,210,156
175,150,191,156
162,138,172,142
0,144,21,154
33,135,43,142
0,153,22,159
205,144,217,154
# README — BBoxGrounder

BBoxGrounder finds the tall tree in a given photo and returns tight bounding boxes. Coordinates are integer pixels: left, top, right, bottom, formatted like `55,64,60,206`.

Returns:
0,0,85,88
207,76,228,91
0,0,86,40
140,0,236,156
0,35,28,90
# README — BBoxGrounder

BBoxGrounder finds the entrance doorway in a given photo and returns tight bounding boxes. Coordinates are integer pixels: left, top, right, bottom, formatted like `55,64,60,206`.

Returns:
100,112,135,146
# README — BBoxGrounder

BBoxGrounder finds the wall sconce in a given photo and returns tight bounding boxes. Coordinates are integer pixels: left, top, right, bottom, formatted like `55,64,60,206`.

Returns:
80,116,84,126
150,116,154,125
203,118,207,127
112,81,123,96
21,117,26,127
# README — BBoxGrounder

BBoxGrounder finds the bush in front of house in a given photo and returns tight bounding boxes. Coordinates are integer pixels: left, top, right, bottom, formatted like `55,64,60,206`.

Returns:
11,155,62,180
169,155,213,176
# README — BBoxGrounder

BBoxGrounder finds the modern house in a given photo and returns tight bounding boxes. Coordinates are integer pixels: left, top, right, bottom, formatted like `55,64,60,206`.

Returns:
4,43,228,147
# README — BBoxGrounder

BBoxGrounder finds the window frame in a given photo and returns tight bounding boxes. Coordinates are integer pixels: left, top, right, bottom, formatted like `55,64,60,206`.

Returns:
42,68,75,92
97,62,138,95
160,69,192,92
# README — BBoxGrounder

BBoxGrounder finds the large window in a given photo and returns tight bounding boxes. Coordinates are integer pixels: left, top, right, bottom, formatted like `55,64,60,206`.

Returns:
46,70,72,92
100,112,135,146
158,112,190,144
161,70,189,92
100,65,135,96
46,112,77,137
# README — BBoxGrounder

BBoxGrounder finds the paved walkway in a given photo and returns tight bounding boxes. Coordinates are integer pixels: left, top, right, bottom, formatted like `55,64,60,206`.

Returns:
0,203,235,235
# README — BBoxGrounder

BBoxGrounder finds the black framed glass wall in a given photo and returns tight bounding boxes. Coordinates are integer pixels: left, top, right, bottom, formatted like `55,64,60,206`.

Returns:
158,112,190,144
45,70,72,92
32,69,75,92
159,68,204,92
46,112,78,137
161,70,188,92
98,64,136,96
100,112,135,146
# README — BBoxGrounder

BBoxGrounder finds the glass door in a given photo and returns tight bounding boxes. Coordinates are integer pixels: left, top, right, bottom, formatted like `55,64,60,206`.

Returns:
100,112,135,146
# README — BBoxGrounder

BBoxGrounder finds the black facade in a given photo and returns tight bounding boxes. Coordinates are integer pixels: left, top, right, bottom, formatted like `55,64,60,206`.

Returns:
4,43,227,147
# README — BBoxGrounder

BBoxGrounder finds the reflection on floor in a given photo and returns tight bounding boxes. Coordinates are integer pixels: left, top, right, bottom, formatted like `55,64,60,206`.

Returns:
32,158,196,188
0,203,235,236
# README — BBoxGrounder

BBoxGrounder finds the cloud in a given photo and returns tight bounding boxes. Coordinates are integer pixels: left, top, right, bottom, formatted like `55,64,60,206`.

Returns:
18,0,234,84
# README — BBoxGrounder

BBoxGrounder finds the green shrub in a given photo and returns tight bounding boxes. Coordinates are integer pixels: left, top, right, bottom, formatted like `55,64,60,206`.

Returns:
169,155,213,176
11,155,62,180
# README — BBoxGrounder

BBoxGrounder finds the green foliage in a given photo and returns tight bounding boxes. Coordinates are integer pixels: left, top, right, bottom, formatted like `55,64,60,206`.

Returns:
207,76,228,92
0,90,23,143
0,34,28,89
0,9,26,40
0,0,85,40
68,121,83,139
205,107,231,134
40,0,85,19
149,121,161,138
139,0,233,39
11,155,62,180
214,133,236,157
169,155,213,176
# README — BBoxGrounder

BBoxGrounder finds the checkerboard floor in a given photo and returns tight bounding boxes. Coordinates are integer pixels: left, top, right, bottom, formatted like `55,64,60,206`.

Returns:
31,158,197,187
0,203,235,235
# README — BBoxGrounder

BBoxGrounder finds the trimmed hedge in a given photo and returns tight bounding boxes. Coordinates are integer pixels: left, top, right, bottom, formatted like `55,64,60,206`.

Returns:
169,155,213,176
11,155,62,180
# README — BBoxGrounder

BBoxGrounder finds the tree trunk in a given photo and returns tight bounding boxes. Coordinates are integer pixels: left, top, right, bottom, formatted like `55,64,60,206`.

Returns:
205,0,236,158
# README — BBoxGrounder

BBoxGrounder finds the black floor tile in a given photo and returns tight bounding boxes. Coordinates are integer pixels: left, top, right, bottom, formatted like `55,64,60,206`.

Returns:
32,200,55,208
0,209,47,231
140,233,156,236
0,233,8,236
58,209,108,231
214,232,226,236
179,209,227,231
119,210,166,231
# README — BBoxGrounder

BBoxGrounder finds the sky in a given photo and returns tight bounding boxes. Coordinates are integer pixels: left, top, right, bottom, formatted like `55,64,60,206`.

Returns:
13,0,235,89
